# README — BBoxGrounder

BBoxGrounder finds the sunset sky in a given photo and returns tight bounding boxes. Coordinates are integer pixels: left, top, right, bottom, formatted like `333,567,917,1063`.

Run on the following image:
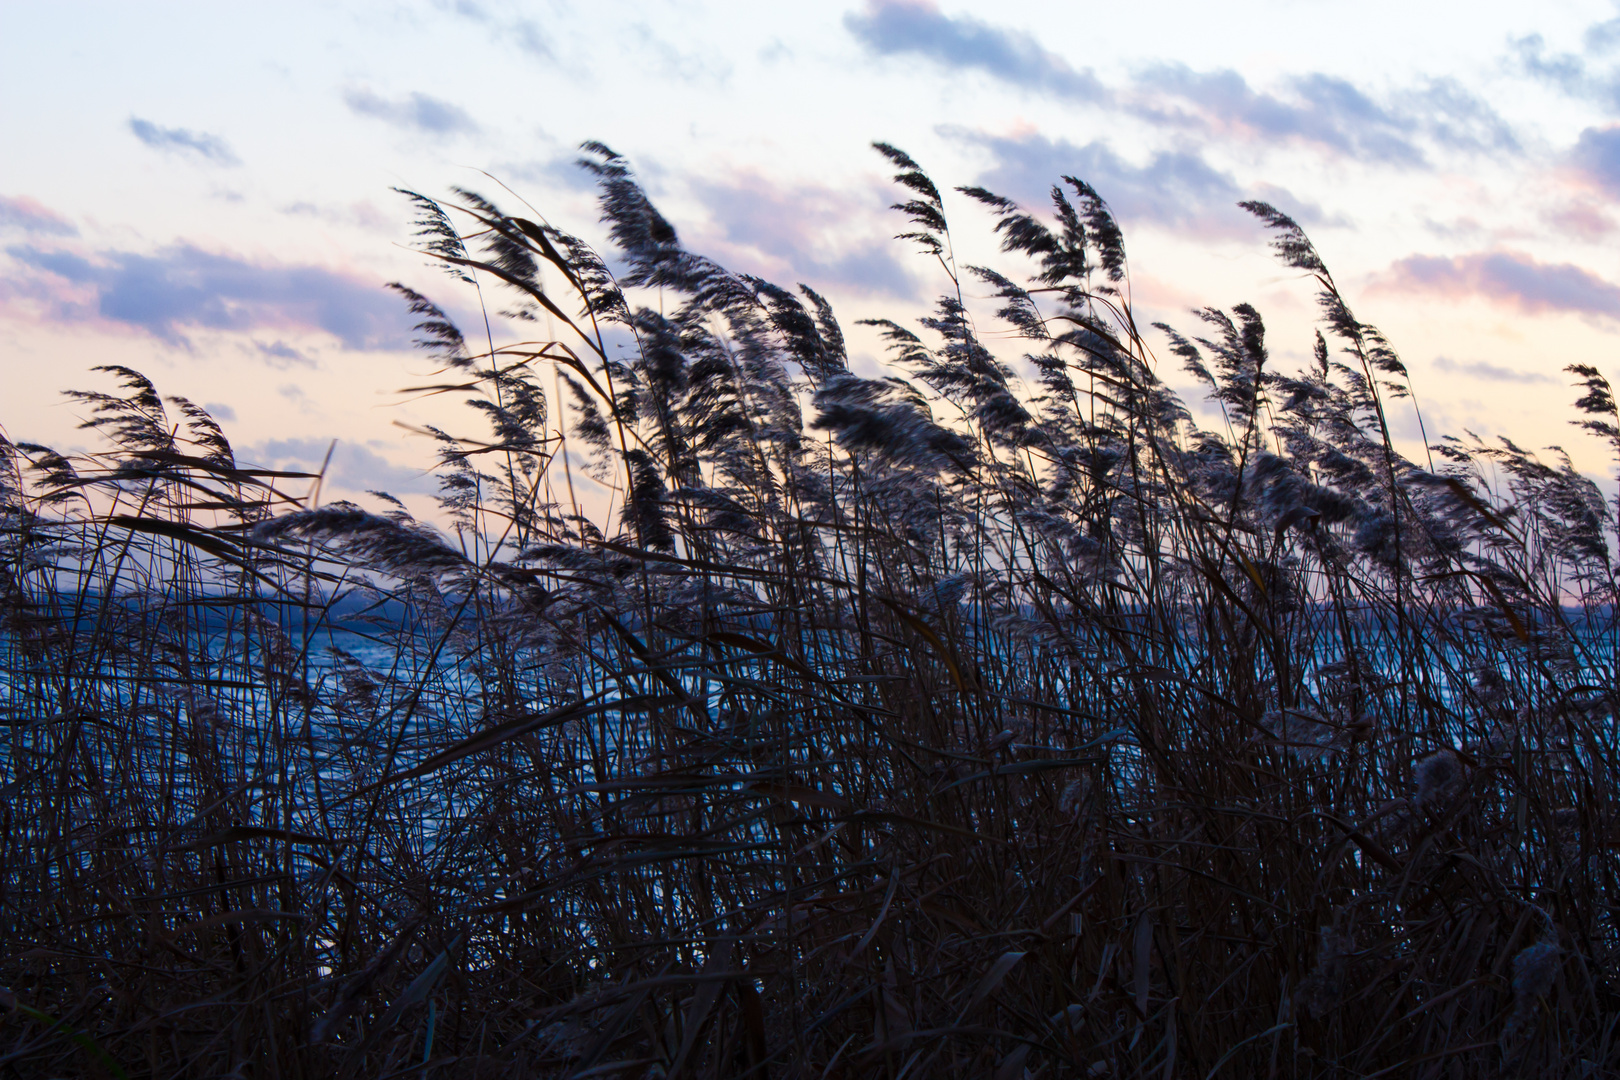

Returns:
6,1,1620,508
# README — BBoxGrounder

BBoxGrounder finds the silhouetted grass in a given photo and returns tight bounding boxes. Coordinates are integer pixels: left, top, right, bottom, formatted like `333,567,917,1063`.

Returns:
2,142,1618,1078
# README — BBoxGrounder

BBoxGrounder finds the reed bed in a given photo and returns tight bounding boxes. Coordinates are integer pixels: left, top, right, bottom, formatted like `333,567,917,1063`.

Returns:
2,143,1618,1078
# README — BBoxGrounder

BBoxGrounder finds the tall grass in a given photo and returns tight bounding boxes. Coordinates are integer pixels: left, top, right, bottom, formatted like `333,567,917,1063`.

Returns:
3,142,1618,1078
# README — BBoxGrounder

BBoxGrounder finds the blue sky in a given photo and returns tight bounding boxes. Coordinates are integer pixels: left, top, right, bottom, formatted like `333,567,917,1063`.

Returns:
6,1,1620,505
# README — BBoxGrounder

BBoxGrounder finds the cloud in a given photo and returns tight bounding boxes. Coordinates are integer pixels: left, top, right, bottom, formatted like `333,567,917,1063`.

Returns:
6,243,410,349
1406,78,1520,155
1588,16,1620,53
1432,355,1556,384
689,174,919,299
1133,66,1422,164
495,151,601,195
846,6,1512,164
1541,196,1615,238
343,89,478,136
1383,251,1620,320
128,118,239,165
845,0,1104,101
253,339,317,368
245,437,437,496
441,0,550,58
508,19,550,58
956,130,1322,237
203,402,237,423
282,199,397,233
1128,67,1515,164
625,23,732,83
1514,34,1589,93
0,195,76,236
1571,125,1620,198
1514,21,1620,109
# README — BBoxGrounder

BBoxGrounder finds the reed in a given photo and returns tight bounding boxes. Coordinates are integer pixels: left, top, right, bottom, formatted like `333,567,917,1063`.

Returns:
2,142,1617,1078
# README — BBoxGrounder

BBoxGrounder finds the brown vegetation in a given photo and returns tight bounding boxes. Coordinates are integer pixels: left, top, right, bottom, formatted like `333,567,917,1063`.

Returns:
2,143,1617,1077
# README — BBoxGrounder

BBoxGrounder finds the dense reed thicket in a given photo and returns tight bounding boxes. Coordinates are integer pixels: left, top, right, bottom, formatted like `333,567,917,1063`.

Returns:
3,142,1619,1078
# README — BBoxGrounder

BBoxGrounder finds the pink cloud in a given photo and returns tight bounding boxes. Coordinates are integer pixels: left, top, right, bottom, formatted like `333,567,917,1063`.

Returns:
0,194,76,236
1377,250,1620,320
2,242,410,349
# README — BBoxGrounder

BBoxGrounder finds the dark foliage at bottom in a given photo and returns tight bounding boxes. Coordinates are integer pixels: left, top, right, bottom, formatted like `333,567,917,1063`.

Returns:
2,144,1618,1077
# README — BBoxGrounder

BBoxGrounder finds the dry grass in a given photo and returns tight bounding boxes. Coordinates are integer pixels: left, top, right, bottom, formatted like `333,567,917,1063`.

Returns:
2,143,1618,1078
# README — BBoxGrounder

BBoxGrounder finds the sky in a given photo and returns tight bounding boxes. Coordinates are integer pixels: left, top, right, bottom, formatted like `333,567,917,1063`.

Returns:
6,0,1620,511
